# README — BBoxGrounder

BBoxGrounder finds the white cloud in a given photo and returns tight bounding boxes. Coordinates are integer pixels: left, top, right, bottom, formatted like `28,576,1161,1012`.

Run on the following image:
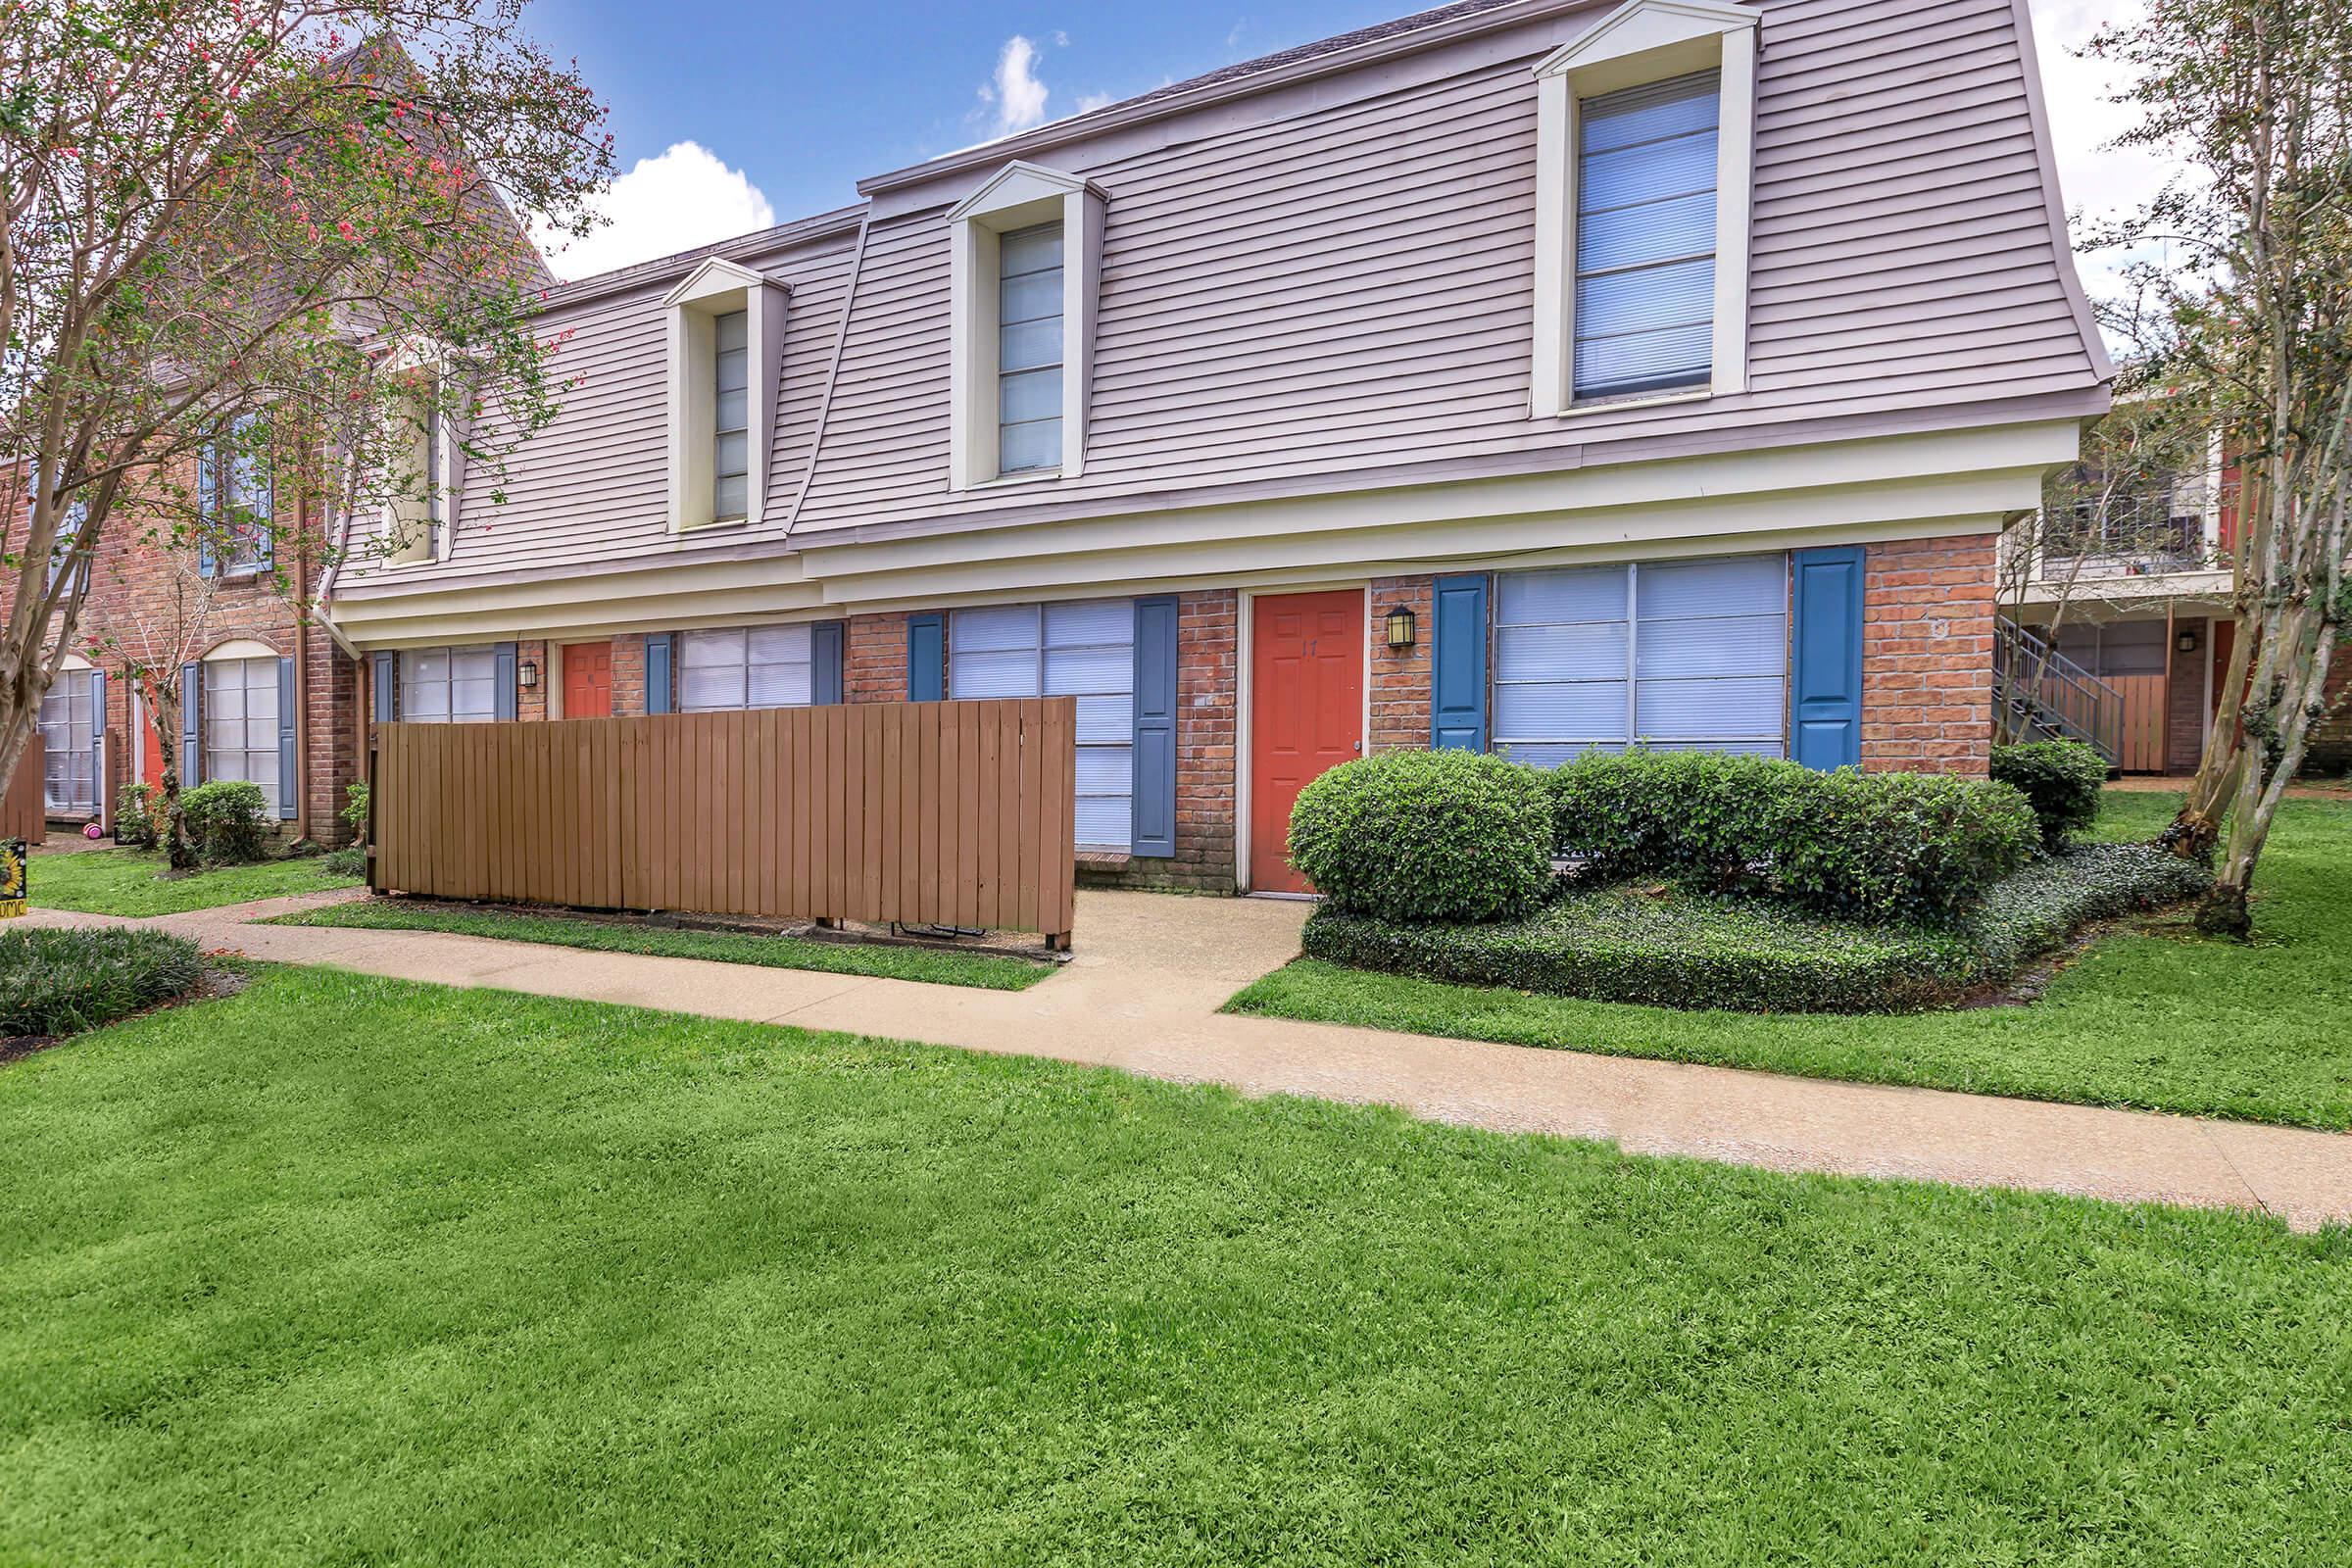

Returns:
1077,91,1114,115
537,141,776,283
2030,0,2182,329
975,35,1051,137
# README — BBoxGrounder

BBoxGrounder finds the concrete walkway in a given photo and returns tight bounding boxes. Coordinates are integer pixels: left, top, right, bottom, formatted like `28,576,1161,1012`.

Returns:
27,888,2352,1231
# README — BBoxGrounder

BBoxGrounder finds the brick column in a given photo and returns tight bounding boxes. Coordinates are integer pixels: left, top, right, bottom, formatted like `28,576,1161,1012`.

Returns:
847,612,910,703
610,633,649,716
517,639,551,723
2164,619,2209,775
1081,587,1239,894
1861,533,1996,776
1368,574,1434,753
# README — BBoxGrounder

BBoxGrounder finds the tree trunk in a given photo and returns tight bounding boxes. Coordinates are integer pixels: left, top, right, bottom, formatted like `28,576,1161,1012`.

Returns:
145,685,200,872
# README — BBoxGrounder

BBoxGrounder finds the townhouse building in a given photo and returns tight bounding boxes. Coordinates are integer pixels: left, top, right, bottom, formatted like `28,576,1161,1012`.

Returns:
33,0,2131,888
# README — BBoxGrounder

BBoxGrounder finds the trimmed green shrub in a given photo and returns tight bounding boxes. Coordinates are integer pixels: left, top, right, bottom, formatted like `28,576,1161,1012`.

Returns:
342,781,371,841
322,846,367,878
0,927,204,1038
1990,741,2110,848
1546,750,2039,924
179,779,270,864
115,783,161,851
1301,841,2212,1013
1289,749,1555,923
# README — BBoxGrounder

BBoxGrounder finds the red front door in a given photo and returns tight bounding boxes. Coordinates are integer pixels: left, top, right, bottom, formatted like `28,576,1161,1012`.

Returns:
136,684,166,786
1250,590,1363,894
564,642,613,719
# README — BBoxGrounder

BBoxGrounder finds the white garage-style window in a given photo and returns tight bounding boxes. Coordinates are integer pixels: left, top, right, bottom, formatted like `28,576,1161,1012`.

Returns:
678,624,814,710
1532,0,1759,416
946,161,1106,489
202,654,282,814
398,645,500,723
40,665,99,816
1492,555,1788,765
949,600,1134,850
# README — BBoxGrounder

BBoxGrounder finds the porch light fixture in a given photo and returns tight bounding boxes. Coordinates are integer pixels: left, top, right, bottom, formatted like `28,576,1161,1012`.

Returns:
517,660,539,690
2176,629,2199,655
1384,604,1417,651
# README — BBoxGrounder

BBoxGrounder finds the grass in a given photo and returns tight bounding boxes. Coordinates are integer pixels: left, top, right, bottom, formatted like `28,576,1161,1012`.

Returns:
271,897,1054,990
1230,792,2352,1130
26,848,363,916
2,965,2346,1565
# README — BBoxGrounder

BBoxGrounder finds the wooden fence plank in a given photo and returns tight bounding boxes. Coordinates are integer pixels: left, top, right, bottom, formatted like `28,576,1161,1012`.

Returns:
372,701,1075,936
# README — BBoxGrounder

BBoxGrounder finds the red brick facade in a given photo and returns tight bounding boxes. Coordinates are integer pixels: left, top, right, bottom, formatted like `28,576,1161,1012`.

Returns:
1860,533,1997,776
846,612,911,705
2165,620,2211,775
1368,574,1434,754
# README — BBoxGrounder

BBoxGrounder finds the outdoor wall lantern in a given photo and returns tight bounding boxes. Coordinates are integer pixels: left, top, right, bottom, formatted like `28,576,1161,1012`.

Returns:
2176,627,2201,656
517,660,540,690
1385,604,1418,651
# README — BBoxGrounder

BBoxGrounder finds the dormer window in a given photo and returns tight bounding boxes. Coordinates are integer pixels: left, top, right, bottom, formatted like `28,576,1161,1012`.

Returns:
947,162,1106,490
198,412,273,577
384,365,452,565
665,257,786,531
1531,0,1760,417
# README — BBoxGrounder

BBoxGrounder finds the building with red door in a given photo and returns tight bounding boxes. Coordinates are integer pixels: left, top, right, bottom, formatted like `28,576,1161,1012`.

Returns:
314,0,2122,895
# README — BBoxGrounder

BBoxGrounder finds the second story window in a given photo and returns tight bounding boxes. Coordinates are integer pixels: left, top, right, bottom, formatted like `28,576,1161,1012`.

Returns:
713,311,750,519
1574,71,1720,402
997,223,1064,475
198,413,272,577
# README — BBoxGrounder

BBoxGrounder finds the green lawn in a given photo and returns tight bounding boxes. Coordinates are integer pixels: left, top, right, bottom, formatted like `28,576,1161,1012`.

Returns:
1230,793,2352,1130
272,898,1054,991
26,849,363,917
2,966,2345,1565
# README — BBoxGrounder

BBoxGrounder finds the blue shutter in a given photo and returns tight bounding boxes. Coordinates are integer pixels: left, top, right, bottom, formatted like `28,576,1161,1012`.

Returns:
644,634,673,715
276,658,298,818
89,671,108,829
493,642,518,721
196,445,218,577
906,612,945,702
1431,574,1490,752
370,651,396,725
811,620,846,706
179,662,201,786
1790,546,1865,770
1130,595,1178,858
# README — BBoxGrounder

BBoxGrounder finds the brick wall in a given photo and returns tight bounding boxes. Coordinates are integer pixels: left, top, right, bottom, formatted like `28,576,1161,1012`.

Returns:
1860,533,1997,776
1092,587,1239,894
611,633,649,716
2165,619,2209,775
1368,574,1433,753
517,639,551,722
847,612,910,704
2309,655,2352,775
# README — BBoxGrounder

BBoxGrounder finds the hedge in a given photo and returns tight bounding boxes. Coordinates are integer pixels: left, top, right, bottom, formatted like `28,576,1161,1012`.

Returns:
0,927,205,1039
1989,741,2110,848
1300,842,2213,1014
1545,750,2039,924
1289,749,1555,923
180,779,271,864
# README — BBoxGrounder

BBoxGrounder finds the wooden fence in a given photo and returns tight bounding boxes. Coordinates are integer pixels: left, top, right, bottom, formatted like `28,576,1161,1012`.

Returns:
370,700,1077,944
1,734,45,843
2109,673,2170,774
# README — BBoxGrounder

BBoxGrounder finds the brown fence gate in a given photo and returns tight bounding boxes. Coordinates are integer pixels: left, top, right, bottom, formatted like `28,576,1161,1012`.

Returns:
0,734,46,844
370,700,1078,946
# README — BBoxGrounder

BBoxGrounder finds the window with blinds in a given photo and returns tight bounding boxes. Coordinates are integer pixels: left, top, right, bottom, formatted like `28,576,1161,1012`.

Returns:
202,656,281,813
398,646,499,723
1574,70,1720,402
1492,556,1788,765
997,223,1064,474
677,624,814,710
950,599,1134,849
39,668,97,815
713,310,750,518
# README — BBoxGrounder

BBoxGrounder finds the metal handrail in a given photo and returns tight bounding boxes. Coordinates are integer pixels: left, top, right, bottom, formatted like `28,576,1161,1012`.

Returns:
1993,619,2124,764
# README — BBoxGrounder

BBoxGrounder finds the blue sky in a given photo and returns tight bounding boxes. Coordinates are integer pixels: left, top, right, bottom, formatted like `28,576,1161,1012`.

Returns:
526,0,2166,308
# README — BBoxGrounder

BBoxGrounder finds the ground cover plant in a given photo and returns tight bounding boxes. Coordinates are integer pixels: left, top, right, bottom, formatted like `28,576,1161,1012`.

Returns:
1235,793,2352,1129
0,927,204,1040
274,900,1054,991
1,964,2346,1565
27,850,363,918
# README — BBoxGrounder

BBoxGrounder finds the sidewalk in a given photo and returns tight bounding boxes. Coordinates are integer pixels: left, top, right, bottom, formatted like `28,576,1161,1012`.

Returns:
29,889,2352,1232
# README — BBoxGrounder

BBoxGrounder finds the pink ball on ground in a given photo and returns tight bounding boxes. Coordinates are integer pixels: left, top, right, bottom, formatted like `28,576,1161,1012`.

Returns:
82,823,103,841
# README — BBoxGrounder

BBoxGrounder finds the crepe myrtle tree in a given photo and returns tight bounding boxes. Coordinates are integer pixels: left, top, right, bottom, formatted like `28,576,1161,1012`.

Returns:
0,0,611,828
2086,0,2352,936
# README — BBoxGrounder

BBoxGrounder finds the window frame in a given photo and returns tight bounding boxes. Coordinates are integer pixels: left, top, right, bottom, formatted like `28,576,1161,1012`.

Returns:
664,256,786,533
396,644,502,725
945,161,1106,490
675,623,817,712
198,412,274,577
381,357,455,567
1531,0,1760,418
39,666,99,817
948,598,1138,852
201,653,283,816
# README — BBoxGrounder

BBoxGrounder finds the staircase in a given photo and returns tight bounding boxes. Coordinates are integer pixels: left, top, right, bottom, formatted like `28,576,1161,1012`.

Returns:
1993,619,2124,767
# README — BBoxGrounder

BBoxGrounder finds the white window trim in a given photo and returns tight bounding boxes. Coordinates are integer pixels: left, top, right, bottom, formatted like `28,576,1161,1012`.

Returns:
1531,0,1760,418
665,256,788,533
378,342,459,568
946,161,1107,491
